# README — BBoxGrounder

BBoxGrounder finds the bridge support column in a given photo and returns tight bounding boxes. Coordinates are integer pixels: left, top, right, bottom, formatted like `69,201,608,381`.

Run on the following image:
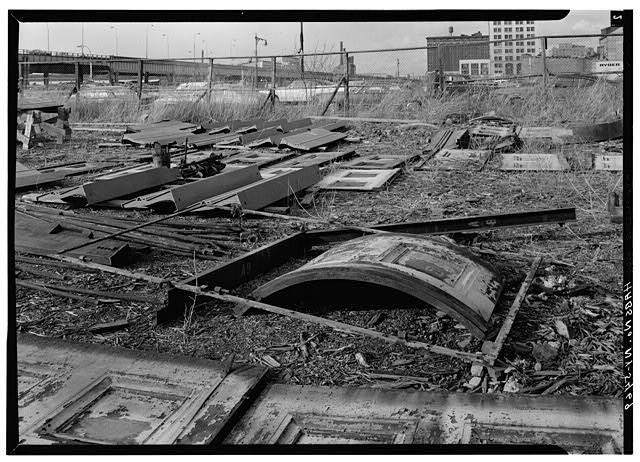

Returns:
43,71,49,90
108,67,114,86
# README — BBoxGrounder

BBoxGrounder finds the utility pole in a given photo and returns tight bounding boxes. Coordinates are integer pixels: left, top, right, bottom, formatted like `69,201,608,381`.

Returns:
397,58,400,78
193,32,200,63
254,33,267,90
46,23,50,52
81,23,84,56
300,22,304,78
146,25,148,59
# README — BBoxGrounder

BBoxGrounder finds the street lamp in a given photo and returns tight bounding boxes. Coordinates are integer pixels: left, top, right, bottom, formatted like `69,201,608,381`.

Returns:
202,39,208,62
254,33,267,89
46,23,50,52
77,44,94,80
193,32,200,63
162,33,169,59
110,26,118,56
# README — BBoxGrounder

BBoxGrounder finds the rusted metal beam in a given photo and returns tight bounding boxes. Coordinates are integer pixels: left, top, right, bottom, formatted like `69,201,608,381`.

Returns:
307,208,577,245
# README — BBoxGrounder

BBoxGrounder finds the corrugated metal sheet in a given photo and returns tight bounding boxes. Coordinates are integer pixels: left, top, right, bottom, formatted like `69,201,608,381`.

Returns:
500,153,570,171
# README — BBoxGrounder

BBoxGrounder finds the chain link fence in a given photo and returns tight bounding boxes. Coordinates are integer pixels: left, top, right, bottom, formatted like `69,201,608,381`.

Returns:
17,32,623,121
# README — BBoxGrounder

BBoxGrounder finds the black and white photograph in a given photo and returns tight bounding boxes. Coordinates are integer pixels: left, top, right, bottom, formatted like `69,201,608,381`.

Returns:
5,6,633,455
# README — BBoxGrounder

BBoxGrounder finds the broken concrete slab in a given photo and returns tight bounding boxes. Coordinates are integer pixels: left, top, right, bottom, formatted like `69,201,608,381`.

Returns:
252,234,504,339
416,149,491,171
595,155,623,171
279,128,347,151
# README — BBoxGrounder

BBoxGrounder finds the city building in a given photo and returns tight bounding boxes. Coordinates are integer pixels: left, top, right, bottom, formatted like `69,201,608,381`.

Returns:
598,26,623,61
551,42,592,58
592,61,623,73
488,20,538,76
425,31,489,73
459,59,490,76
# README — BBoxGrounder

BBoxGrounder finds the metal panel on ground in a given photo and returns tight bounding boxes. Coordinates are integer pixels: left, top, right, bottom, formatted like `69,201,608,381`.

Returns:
277,150,357,169
120,165,262,212
500,153,570,171
15,212,132,266
279,128,347,151
190,166,321,213
317,168,401,191
340,155,407,170
518,119,622,144
225,383,622,452
16,333,267,445
82,166,181,205
252,234,503,338
595,155,623,171
416,149,491,171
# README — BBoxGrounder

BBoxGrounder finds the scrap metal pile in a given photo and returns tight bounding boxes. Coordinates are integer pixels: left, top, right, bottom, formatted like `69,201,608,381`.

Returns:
13,113,624,451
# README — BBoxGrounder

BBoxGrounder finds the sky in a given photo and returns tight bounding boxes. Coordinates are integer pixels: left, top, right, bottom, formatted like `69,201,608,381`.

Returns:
16,11,614,76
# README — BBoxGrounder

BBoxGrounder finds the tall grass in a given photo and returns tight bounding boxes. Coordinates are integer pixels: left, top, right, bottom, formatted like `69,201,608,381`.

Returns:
67,78,623,126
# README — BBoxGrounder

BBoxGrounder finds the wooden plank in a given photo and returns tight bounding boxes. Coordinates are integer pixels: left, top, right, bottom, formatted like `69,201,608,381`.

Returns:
317,168,401,191
162,231,310,324
595,155,623,171
309,115,439,128
340,155,407,170
482,257,542,364
82,166,181,205
500,153,570,171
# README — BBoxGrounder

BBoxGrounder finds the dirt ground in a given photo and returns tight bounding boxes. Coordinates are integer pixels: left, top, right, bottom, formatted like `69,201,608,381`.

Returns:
14,122,624,398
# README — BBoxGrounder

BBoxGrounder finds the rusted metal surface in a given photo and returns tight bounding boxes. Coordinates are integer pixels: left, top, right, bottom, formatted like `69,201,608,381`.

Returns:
595,155,623,171
82,166,181,205
317,168,401,191
225,383,623,452
253,234,503,338
279,128,347,151
307,208,577,245
120,165,262,212
16,333,267,445
417,149,491,171
193,165,321,212
500,153,570,171
15,212,133,266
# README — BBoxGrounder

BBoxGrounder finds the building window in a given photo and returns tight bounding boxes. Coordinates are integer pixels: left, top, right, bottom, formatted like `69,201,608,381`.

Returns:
516,34,524,39
527,34,534,38
505,48,512,53
527,40,535,45
481,63,489,75
495,34,501,39
505,27,512,32
505,35,512,39
516,27,523,32
495,63,503,68
494,21,501,25
527,48,535,53
461,63,470,74
516,20,523,25
505,21,512,25
494,49,502,54
516,41,523,46
470,63,479,75
506,56,513,61
505,41,513,46
495,56,503,61
493,27,501,33
527,20,534,24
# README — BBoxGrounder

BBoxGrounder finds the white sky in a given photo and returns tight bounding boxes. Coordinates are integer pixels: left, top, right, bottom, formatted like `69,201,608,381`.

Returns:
17,10,612,60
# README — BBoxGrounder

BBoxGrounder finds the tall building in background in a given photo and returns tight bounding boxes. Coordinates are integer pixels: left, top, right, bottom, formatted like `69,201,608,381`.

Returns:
425,31,489,74
489,20,538,76
598,26,623,61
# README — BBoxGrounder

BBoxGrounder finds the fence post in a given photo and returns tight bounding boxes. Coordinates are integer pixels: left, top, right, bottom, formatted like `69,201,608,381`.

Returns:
43,71,49,90
344,51,350,116
137,59,144,101
208,58,214,101
540,37,548,90
74,61,82,92
271,57,277,112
